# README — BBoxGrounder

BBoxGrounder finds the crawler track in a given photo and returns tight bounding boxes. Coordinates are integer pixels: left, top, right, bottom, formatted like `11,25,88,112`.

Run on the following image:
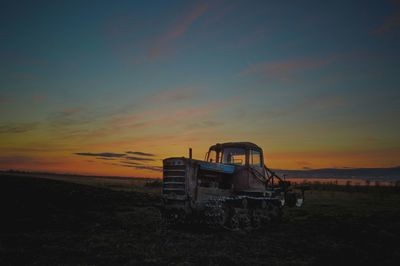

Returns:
162,196,283,231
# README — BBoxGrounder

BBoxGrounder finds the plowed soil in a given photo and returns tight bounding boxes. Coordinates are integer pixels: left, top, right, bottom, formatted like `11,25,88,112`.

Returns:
1,174,400,265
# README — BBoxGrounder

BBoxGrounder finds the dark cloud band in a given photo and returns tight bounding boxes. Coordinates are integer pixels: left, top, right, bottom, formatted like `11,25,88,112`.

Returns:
74,151,156,162
74,152,126,158
126,151,155,157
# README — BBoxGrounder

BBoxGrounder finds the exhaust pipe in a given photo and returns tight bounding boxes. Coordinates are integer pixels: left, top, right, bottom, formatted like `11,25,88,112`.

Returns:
189,148,192,159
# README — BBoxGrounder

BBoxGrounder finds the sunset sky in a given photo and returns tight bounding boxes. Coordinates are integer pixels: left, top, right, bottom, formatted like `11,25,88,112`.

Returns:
1,0,400,177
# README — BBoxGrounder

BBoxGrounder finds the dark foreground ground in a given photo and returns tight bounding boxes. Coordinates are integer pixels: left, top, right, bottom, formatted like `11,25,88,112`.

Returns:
1,175,400,265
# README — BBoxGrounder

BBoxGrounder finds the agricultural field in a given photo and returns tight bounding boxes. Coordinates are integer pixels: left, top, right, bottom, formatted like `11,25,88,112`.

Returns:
1,173,400,265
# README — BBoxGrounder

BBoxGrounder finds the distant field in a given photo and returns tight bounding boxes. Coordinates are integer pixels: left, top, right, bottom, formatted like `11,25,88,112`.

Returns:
1,173,400,265
0,171,162,194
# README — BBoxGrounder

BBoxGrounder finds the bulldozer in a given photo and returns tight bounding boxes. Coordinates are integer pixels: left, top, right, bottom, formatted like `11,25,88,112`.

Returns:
160,142,304,230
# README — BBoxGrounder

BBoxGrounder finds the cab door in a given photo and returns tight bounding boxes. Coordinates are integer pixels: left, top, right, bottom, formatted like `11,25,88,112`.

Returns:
248,149,265,189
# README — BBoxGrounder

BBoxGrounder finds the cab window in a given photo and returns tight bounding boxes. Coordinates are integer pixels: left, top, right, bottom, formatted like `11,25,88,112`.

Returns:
208,150,218,163
250,149,262,167
222,148,246,165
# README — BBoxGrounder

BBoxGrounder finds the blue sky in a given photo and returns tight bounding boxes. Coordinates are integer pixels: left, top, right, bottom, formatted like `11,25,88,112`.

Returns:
0,0,399,176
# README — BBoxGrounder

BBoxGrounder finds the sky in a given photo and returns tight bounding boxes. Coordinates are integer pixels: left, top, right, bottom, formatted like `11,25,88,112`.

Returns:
0,0,400,177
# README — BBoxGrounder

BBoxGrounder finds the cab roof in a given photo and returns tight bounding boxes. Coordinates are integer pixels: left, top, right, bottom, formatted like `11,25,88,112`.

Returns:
209,142,262,151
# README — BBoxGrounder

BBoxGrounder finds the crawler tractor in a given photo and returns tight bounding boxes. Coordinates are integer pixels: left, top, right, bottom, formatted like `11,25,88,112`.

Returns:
160,142,304,230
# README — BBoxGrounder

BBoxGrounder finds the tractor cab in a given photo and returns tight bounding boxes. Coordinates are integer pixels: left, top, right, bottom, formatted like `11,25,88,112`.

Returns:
205,142,266,191
206,142,264,168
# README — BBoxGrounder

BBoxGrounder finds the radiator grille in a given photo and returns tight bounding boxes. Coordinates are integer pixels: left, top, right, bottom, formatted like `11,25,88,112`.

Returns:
163,165,186,195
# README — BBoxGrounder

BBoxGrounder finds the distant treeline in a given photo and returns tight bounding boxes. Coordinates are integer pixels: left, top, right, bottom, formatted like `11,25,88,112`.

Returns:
276,166,400,180
292,179,400,193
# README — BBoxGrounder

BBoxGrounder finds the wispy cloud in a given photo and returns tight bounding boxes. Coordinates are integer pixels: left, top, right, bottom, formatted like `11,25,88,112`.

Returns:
121,161,142,166
60,108,82,114
45,106,132,142
73,148,160,174
167,3,209,39
74,150,156,164
261,94,345,119
126,151,155,157
74,152,126,158
0,146,76,153
374,12,400,34
32,95,47,103
48,108,89,128
201,0,239,28
372,0,400,34
125,156,155,161
146,87,197,104
110,98,234,130
0,123,37,134
2,94,44,106
46,107,118,141
147,2,209,59
241,57,332,80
